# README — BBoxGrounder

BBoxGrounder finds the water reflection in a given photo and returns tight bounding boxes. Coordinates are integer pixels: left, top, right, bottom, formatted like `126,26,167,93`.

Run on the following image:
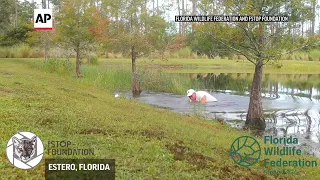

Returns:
119,73,320,158
184,73,320,157
184,73,320,100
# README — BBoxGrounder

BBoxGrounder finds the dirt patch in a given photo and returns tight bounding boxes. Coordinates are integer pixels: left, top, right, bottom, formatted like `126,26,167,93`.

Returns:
247,172,268,180
0,87,12,95
123,129,165,140
58,87,72,92
215,164,268,180
0,72,13,76
37,118,54,127
80,128,106,135
14,82,22,85
123,129,137,136
140,129,165,140
166,141,216,170
81,93,97,98
165,141,269,179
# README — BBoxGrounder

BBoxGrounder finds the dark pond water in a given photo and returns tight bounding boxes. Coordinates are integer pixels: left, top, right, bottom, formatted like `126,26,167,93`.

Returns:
117,73,320,158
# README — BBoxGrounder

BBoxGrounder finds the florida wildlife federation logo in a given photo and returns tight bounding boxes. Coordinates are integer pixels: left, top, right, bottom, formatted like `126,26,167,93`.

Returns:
6,132,44,169
230,136,261,166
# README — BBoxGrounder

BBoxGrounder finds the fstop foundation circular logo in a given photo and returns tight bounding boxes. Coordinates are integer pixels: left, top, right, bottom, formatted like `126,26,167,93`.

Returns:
6,132,44,169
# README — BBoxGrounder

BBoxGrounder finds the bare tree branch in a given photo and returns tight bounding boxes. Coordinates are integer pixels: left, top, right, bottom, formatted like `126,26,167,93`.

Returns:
236,23,260,55
206,31,257,64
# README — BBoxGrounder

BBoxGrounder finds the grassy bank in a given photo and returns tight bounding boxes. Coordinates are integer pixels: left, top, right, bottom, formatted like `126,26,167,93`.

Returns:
28,58,203,95
0,44,43,58
79,65,203,95
4,57,320,75
98,58,320,74
0,59,320,179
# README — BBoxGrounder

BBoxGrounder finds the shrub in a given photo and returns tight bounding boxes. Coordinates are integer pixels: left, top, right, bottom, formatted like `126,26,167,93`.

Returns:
171,52,179,59
1,48,12,58
89,56,98,65
31,48,44,58
43,58,73,75
20,44,31,58
177,47,192,58
0,48,9,58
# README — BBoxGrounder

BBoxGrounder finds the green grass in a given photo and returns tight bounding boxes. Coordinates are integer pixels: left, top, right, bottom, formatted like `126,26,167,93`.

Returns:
97,58,320,74
29,58,202,95
0,44,43,58
0,59,320,179
138,69,203,94
80,65,132,91
4,56,320,74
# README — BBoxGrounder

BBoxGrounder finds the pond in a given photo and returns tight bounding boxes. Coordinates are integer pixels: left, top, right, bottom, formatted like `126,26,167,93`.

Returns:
118,73,320,158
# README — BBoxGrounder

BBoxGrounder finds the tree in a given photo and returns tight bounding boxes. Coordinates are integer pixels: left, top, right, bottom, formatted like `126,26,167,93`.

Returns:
18,0,37,25
187,30,234,58
0,0,14,33
195,0,319,130
87,7,109,61
104,0,168,95
0,0,39,47
0,24,32,46
55,0,105,77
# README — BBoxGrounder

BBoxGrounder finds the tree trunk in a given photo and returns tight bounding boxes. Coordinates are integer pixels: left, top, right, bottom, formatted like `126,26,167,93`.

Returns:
143,0,147,33
177,0,181,35
192,0,196,32
275,82,279,98
131,45,141,96
76,44,82,77
304,109,312,139
87,54,91,64
182,0,185,35
42,0,47,9
105,49,109,58
15,0,18,27
44,32,49,63
245,60,266,130
157,0,159,12
309,87,312,100
44,41,49,63
301,21,304,37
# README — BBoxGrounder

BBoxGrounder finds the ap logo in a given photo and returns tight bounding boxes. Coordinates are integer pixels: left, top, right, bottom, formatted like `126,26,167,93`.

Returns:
230,136,261,166
6,132,44,169
34,9,53,30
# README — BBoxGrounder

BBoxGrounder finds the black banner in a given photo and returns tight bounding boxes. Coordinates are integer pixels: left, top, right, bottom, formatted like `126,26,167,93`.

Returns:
175,15,289,22
45,159,115,180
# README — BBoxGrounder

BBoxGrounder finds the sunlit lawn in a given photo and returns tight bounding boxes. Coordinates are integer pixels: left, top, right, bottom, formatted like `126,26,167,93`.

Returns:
98,58,320,74
1,58,320,179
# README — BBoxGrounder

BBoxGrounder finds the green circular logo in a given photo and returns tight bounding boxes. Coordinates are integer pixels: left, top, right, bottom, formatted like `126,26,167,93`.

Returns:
230,136,261,166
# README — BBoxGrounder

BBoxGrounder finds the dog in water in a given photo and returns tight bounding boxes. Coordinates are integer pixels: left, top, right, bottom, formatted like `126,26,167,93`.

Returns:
13,136,36,162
